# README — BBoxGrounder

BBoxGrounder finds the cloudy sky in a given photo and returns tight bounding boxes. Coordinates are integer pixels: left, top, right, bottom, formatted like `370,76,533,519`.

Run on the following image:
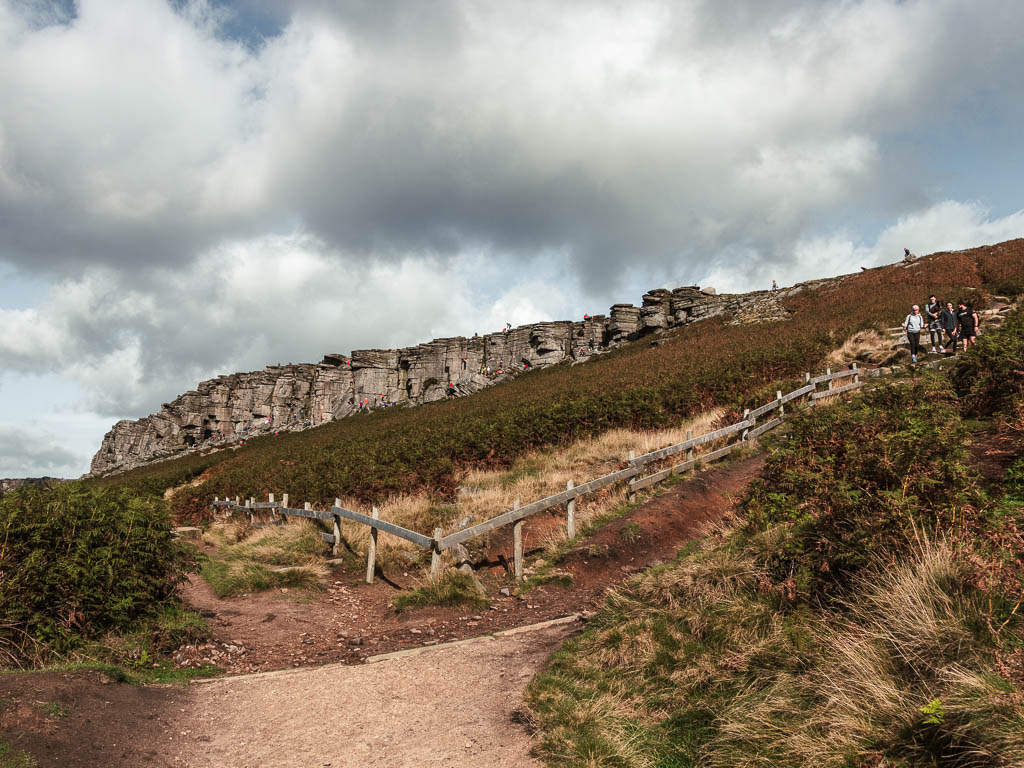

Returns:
1,0,1023,478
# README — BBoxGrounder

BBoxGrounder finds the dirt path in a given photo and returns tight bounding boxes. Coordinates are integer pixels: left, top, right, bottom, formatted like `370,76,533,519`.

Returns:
0,622,575,768
1,455,765,767
174,622,573,768
174,455,765,673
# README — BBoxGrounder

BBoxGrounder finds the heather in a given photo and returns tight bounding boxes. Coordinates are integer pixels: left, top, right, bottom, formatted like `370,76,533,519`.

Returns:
524,316,1024,768
94,240,1024,522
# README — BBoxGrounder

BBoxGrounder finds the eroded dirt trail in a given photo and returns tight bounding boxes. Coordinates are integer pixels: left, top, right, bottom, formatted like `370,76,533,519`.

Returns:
2,456,764,767
173,623,571,768
176,455,765,674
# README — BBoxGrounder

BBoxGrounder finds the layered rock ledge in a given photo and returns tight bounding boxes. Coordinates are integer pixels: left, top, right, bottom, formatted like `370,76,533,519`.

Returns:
89,283,800,476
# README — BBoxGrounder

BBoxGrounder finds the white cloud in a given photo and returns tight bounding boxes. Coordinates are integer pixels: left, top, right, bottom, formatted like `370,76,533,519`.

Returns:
0,422,84,478
3,0,1024,476
2,0,1023,276
699,201,1024,293
0,233,583,420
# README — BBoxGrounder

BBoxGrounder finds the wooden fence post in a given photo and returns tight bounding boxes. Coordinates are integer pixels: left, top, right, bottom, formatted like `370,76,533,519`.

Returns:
685,430,694,465
627,451,636,502
512,500,524,582
268,493,275,521
333,498,343,557
827,367,833,392
852,362,859,384
741,408,751,441
366,506,379,584
234,495,240,507
282,493,288,509
430,527,443,580
566,480,576,539
777,390,784,418
808,372,819,407
249,497,255,524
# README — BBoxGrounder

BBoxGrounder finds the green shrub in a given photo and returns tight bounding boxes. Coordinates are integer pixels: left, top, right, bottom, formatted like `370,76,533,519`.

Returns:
0,483,198,664
740,377,980,601
952,306,1024,417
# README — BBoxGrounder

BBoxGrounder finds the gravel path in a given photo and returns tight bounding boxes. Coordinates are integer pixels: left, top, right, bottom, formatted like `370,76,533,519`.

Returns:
167,622,573,768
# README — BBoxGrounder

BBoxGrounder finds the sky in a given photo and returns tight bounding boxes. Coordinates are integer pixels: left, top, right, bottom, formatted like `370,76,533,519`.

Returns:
1,0,1023,479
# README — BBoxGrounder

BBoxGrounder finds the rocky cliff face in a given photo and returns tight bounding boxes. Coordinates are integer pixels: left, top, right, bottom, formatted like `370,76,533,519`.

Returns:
0,477,63,498
89,283,797,476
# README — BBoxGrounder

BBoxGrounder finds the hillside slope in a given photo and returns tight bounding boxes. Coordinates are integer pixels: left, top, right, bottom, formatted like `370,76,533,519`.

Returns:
90,283,785,475
525,307,1024,768
95,239,1024,522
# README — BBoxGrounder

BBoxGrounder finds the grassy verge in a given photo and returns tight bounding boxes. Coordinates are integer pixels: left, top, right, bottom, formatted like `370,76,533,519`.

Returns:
199,519,329,598
0,741,37,768
524,369,1024,767
390,570,491,612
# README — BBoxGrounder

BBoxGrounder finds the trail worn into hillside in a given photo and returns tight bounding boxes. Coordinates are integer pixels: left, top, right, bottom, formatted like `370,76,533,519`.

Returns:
174,455,765,674
1,456,764,767
0,623,573,768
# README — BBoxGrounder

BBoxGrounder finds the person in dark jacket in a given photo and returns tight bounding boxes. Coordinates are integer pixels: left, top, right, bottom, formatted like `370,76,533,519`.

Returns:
956,301,978,352
924,295,942,352
939,301,958,353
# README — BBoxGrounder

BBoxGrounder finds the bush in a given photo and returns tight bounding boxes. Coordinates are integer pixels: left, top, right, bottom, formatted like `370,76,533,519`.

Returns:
0,483,198,665
740,377,981,601
952,306,1024,418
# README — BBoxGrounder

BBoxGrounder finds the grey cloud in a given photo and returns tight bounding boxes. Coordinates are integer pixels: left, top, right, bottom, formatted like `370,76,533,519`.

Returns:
3,0,1024,286
0,424,83,478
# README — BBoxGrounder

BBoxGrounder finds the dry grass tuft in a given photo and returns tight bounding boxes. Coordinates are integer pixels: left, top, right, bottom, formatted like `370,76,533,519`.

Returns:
320,410,725,569
826,328,903,366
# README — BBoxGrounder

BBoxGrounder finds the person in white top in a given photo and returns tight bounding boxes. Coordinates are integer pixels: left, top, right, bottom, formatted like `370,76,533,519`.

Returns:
903,304,926,363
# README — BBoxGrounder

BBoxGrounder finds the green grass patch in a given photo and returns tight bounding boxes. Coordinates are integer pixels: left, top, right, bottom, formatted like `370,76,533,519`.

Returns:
391,570,490,612
0,741,37,768
201,559,324,598
521,565,575,594
524,353,1024,768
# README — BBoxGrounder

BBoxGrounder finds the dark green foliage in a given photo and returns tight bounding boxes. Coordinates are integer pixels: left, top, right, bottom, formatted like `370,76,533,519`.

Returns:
952,306,1024,417
100,247,1022,521
0,483,198,664
741,377,980,600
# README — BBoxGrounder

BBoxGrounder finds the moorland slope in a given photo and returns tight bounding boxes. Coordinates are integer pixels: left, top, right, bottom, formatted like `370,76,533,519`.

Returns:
92,239,1024,523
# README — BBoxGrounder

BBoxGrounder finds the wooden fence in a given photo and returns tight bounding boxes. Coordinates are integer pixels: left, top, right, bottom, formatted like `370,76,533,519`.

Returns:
212,364,865,585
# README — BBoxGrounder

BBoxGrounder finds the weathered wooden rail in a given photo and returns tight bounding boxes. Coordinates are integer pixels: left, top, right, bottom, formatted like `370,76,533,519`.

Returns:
212,363,865,585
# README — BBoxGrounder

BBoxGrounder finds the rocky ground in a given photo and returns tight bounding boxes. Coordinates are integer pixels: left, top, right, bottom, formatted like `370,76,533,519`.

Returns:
0,455,762,767
171,455,763,674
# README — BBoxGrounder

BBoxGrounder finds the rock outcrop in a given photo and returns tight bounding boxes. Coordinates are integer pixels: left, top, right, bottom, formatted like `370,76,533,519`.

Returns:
0,477,63,498
89,280,808,476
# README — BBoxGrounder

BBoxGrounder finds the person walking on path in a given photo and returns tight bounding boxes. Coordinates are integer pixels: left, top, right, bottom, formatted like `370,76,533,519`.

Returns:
940,301,958,353
925,295,942,352
956,301,978,352
903,304,925,363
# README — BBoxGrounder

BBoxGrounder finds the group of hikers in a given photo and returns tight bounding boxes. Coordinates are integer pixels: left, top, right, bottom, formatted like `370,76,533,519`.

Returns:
902,295,980,363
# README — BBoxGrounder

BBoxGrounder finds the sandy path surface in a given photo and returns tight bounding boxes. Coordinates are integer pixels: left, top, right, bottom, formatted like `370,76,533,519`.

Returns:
169,622,573,768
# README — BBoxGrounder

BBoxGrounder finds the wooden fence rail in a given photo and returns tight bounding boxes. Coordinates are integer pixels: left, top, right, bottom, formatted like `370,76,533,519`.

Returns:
211,363,865,584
